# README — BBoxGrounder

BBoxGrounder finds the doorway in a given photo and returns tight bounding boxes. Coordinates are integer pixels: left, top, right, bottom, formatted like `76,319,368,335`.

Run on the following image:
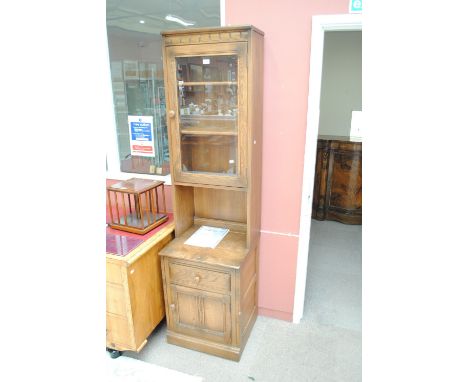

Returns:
293,14,362,323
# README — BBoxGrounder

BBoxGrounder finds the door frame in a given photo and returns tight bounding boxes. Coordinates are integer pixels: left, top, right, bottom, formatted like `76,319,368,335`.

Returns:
293,14,362,323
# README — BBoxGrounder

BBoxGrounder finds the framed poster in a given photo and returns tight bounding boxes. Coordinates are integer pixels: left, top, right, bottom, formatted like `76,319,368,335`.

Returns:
128,115,155,157
123,60,139,81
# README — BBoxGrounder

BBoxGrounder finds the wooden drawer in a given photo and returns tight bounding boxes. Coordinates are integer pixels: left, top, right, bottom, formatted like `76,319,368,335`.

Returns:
168,262,231,293
106,283,127,316
106,262,123,285
106,314,132,348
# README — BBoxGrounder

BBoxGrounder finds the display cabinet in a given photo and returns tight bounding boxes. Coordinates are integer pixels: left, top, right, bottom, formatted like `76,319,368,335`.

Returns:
159,25,264,361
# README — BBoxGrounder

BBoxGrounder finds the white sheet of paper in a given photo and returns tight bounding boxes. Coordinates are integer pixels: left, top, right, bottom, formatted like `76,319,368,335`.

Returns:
184,226,229,249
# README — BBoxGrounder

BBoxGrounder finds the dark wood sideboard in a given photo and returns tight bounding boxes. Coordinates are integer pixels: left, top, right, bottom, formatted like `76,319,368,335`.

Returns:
312,135,362,225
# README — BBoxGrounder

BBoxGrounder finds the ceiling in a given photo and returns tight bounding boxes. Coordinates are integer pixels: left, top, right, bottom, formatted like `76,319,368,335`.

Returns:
106,0,220,40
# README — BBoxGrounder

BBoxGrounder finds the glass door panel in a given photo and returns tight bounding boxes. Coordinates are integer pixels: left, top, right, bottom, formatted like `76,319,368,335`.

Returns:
176,55,239,176
181,135,237,174
166,42,247,187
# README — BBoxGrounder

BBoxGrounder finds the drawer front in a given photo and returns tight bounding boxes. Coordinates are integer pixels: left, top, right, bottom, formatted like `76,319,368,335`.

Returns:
106,314,133,349
106,262,123,285
168,262,231,293
106,283,127,316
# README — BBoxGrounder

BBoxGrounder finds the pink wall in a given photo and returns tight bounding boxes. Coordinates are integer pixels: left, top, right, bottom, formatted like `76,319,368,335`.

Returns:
226,0,349,320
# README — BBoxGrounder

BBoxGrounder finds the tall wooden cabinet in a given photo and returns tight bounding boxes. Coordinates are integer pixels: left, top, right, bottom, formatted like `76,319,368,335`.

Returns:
159,25,264,361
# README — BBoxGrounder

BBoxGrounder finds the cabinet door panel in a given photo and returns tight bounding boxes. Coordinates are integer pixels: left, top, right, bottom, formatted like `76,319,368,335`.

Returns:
165,42,248,187
328,150,362,212
168,284,231,344
177,291,199,327
203,295,227,333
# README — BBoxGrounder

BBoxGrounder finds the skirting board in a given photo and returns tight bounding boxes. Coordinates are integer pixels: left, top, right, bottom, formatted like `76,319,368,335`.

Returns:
258,307,293,322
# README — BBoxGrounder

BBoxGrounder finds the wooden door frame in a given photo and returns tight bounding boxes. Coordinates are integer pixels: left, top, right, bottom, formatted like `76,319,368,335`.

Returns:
293,14,362,323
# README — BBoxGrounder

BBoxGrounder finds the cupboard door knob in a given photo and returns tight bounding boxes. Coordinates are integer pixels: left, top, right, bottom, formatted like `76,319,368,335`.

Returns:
194,275,201,283
168,110,175,118
170,303,175,309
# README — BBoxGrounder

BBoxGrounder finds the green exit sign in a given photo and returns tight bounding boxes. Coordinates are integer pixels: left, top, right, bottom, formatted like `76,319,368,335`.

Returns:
349,0,362,13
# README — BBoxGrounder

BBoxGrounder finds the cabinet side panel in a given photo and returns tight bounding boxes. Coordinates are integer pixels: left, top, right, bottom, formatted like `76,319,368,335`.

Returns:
239,247,257,342
247,31,264,248
128,234,171,348
312,140,329,220
173,185,194,236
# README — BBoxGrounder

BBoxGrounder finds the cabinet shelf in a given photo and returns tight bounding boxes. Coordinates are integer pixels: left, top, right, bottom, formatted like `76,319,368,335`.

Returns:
180,126,237,136
180,114,236,121
178,81,237,86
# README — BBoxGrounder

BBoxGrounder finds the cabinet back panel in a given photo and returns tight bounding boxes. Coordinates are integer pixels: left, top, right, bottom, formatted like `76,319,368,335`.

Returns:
194,188,246,223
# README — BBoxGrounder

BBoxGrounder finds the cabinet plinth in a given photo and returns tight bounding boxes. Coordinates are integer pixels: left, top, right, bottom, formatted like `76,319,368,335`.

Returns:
160,25,264,361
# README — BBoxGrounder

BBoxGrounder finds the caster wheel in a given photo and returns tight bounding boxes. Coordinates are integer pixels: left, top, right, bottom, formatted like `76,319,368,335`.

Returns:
107,348,123,359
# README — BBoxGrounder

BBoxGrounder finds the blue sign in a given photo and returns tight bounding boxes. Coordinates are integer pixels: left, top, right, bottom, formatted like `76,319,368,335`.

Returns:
128,116,155,157
130,121,153,141
349,0,362,13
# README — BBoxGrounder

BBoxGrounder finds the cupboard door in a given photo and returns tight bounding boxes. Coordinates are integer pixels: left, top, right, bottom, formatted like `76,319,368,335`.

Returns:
326,146,362,222
168,284,231,344
165,42,248,187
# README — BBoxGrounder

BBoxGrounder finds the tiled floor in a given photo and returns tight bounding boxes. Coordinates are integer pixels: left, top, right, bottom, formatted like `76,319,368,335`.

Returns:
124,219,362,381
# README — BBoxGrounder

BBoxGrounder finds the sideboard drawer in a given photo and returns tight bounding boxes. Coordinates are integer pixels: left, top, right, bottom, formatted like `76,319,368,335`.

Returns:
106,313,132,348
106,283,127,316
106,262,123,285
168,262,231,293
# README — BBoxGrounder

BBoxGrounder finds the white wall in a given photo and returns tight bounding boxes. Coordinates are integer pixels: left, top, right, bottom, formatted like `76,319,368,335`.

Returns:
318,31,362,137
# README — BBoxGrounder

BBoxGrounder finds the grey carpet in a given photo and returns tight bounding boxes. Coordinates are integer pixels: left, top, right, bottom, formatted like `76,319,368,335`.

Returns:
125,219,362,382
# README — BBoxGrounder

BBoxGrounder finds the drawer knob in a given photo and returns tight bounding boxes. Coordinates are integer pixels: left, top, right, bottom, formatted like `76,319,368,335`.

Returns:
194,275,201,283
170,303,175,309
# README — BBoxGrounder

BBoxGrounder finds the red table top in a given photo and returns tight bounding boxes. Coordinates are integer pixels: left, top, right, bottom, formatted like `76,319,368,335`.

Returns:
106,213,174,256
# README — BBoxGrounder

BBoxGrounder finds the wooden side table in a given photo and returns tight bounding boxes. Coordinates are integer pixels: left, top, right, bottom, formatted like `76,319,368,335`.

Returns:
107,178,168,234
106,216,175,357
